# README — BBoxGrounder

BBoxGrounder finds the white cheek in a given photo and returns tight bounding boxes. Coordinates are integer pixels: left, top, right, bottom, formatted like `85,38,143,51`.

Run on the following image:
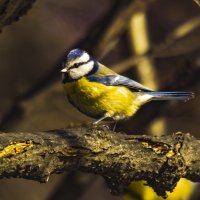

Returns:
69,69,82,79
69,61,94,79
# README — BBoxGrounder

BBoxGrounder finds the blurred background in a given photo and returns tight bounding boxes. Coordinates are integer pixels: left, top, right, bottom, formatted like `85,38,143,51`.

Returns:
0,0,200,199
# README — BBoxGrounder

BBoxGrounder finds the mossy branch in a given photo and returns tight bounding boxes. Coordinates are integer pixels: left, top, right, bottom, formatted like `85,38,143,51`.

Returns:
0,125,199,198
0,0,36,30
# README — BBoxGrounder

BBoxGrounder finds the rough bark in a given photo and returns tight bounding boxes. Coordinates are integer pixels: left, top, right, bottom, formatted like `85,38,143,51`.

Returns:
0,0,36,30
0,124,199,198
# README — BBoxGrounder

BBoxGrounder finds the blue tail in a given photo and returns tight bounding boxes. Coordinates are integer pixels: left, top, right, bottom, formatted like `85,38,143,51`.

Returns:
146,91,194,101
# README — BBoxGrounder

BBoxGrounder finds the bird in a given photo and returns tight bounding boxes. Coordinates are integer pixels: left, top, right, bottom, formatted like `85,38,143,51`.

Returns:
61,48,194,124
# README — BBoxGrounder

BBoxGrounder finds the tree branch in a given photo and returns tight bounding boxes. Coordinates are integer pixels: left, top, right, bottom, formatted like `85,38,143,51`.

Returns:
194,0,200,7
0,0,36,30
0,125,199,198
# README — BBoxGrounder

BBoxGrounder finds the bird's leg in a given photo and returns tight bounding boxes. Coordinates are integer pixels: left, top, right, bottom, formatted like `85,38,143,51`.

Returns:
112,121,118,131
93,115,109,124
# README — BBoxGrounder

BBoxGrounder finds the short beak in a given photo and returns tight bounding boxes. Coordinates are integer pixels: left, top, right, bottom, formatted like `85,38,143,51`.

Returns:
61,68,67,73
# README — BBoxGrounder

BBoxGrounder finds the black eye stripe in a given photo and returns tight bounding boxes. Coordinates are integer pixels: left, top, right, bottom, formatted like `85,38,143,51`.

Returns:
69,59,92,69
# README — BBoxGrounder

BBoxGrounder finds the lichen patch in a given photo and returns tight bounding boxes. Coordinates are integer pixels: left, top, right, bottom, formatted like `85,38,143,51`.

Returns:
0,141,33,158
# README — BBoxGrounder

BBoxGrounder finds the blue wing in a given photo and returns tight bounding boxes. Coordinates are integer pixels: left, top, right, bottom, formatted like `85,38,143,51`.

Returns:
86,75,153,92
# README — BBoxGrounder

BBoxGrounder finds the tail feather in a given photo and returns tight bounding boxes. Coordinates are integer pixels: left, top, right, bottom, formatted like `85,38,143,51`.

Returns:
146,91,194,101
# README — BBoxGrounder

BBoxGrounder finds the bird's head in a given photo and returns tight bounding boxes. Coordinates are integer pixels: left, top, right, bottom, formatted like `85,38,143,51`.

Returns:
61,49,98,82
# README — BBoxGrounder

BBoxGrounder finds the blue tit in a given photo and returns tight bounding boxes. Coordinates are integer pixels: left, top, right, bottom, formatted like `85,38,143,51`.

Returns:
61,48,194,123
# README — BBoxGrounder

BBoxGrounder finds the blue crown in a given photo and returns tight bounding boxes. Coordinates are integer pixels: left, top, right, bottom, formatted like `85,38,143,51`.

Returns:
67,48,85,60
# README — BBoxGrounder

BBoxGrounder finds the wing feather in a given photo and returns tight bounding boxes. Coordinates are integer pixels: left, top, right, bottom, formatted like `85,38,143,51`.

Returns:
86,74,153,92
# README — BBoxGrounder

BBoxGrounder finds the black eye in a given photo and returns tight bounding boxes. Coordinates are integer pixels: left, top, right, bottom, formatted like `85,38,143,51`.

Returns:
70,63,81,69
74,63,79,68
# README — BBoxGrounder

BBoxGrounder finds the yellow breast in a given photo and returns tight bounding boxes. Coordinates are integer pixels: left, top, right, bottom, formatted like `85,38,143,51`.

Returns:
63,77,140,120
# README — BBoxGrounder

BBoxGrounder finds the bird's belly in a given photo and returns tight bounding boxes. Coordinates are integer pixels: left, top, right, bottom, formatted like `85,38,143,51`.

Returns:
63,78,140,120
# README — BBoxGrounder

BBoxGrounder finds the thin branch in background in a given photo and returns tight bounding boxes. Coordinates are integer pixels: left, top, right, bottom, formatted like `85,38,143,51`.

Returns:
194,0,200,7
128,10,158,90
111,15,200,75
153,15,200,57
94,0,156,59
111,55,145,73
